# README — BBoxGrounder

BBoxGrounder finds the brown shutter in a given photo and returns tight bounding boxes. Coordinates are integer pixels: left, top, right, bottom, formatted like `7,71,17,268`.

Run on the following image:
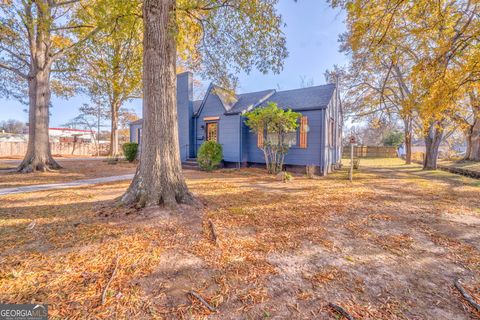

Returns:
299,116,308,149
257,126,264,148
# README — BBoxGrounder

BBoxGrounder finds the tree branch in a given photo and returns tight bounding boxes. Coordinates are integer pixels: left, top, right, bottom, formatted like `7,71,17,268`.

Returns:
0,62,28,79
50,26,101,60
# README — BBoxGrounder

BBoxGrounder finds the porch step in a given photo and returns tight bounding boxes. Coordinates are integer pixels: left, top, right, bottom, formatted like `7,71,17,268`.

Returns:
182,158,199,170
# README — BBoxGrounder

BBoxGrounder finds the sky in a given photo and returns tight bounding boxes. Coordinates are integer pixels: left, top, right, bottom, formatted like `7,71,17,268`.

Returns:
0,0,348,127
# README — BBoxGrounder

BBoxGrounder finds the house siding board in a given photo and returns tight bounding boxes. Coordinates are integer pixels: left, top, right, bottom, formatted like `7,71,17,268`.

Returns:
321,88,341,174
246,110,323,166
241,119,249,163
195,93,241,163
130,123,142,144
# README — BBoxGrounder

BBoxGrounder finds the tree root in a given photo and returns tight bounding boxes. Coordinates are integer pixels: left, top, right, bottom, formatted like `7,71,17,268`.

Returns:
188,290,217,312
329,303,355,320
17,156,62,173
454,278,480,312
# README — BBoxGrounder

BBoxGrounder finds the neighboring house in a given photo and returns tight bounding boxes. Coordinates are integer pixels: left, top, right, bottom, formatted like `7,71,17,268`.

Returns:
0,128,96,143
130,72,342,175
0,133,28,142
48,128,96,143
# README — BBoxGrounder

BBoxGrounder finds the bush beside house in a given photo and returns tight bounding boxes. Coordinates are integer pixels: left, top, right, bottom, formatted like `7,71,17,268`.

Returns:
123,142,138,162
197,141,223,171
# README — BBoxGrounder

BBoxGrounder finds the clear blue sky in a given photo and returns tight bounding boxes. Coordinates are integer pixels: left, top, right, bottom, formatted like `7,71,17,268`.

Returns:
0,0,347,127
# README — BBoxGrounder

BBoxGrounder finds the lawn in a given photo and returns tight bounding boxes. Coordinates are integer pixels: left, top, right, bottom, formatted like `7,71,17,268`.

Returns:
0,159,136,189
0,159,479,319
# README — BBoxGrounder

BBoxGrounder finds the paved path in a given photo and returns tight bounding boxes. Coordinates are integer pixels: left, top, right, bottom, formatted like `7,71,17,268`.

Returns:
0,174,134,196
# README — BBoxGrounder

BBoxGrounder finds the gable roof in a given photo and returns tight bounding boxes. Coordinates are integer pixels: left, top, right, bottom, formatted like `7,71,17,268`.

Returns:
193,100,203,115
255,84,336,112
131,83,337,125
225,89,276,115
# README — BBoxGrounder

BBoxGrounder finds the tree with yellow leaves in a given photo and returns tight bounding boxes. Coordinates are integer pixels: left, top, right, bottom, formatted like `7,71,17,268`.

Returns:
331,0,480,169
73,0,142,156
0,0,117,172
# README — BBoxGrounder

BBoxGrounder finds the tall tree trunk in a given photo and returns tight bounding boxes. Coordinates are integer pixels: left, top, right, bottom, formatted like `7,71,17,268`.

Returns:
110,103,119,156
423,121,444,170
17,2,60,173
404,116,413,164
121,0,194,208
466,110,480,161
17,69,61,172
464,129,472,160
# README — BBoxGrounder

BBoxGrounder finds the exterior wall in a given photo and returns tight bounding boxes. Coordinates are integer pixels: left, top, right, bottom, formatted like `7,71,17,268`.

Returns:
245,109,324,168
129,72,193,161
323,88,342,174
195,91,241,163
130,124,142,144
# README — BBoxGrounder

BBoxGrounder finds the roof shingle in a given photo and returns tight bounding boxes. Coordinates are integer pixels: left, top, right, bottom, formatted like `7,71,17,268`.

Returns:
256,84,336,112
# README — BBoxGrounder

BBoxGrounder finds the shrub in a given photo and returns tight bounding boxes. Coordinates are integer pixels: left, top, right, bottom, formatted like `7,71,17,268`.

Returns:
244,102,301,174
197,141,222,171
123,143,138,162
276,171,293,183
353,158,360,169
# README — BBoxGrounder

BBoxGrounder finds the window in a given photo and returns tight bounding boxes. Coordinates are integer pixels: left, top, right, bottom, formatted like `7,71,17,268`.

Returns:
260,116,309,149
299,116,308,148
266,132,297,147
206,122,218,142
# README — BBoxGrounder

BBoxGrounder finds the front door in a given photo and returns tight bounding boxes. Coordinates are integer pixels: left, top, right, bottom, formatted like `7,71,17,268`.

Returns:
206,122,218,142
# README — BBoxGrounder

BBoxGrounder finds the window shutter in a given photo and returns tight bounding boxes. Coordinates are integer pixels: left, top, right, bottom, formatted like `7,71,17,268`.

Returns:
299,116,308,148
257,126,264,148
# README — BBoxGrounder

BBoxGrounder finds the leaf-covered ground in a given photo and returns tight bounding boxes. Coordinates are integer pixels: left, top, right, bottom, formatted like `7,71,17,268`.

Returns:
0,158,479,319
0,159,136,188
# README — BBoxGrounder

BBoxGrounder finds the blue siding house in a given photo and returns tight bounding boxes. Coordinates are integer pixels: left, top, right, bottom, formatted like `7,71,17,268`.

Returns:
130,72,342,175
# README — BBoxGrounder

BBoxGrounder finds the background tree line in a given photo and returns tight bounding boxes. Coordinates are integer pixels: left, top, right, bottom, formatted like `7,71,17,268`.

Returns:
329,0,480,169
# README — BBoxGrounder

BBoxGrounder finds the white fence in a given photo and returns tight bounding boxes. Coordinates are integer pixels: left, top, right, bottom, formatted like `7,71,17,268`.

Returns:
0,141,109,157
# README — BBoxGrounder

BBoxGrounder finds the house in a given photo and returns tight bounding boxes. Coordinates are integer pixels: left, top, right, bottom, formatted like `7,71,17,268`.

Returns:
48,128,96,143
130,72,342,175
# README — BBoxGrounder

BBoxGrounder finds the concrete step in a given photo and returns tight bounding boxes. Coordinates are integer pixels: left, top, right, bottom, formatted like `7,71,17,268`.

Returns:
182,158,199,170
182,164,200,170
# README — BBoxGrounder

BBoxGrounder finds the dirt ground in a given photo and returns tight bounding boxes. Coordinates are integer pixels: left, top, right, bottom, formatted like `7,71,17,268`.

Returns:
0,159,136,188
0,158,479,319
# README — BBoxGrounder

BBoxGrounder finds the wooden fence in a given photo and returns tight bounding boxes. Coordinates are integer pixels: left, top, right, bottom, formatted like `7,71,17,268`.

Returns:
0,141,109,157
342,145,398,158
